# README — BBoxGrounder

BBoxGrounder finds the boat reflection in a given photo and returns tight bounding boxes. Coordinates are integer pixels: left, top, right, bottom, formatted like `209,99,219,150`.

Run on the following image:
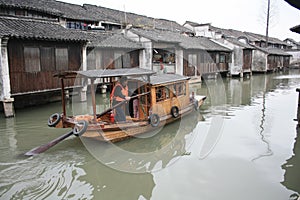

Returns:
80,111,204,173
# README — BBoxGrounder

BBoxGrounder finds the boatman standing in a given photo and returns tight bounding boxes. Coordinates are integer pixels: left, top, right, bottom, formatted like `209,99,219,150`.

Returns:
111,76,131,122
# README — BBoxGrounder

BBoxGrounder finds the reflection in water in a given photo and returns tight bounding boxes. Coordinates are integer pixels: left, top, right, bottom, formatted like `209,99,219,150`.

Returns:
0,152,93,199
0,118,17,160
252,92,273,161
80,111,204,173
82,158,155,200
281,123,300,197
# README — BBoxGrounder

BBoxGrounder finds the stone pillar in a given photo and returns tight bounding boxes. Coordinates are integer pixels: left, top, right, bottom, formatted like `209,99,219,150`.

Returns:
3,98,14,117
175,49,183,75
141,41,152,71
82,44,87,71
80,44,88,102
0,37,15,117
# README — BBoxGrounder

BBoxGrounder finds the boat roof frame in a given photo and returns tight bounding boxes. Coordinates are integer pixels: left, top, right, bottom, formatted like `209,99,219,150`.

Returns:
54,68,156,79
54,68,190,86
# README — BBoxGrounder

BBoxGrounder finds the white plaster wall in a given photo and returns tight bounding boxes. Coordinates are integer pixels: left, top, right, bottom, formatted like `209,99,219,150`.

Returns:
286,50,300,66
126,30,152,70
175,49,183,75
0,38,12,100
252,50,267,72
220,40,243,75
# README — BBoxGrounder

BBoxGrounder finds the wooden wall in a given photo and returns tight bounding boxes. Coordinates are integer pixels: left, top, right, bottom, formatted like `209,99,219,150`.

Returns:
87,48,140,70
8,39,83,94
183,50,230,76
243,49,252,71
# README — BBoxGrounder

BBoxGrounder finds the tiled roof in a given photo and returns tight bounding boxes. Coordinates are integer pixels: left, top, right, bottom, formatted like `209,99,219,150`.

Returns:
0,16,142,49
131,28,231,52
47,1,96,21
224,37,255,49
265,47,291,56
83,4,190,32
0,0,96,21
181,37,231,52
291,24,300,34
183,21,212,28
86,31,142,49
0,16,88,41
0,0,190,32
253,45,292,56
285,0,300,9
0,0,63,16
244,32,288,46
130,28,181,43
209,26,288,46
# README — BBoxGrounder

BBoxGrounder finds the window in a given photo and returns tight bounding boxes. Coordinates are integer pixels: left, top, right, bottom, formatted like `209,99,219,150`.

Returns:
155,86,170,102
24,47,41,73
188,54,197,67
175,82,186,96
114,53,122,69
122,54,131,68
87,49,96,70
220,54,226,63
114,53,131,68
15,9,25,16
55,48,68,71
153,49,175,64
41,47,55,71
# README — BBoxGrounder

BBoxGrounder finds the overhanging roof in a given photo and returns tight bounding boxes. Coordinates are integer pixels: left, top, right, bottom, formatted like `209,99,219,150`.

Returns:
285,0,300,9
291,24,300,34
0,16,88,42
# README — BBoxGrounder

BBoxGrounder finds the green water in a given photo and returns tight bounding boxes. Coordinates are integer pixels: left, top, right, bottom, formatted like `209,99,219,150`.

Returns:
1,69,300,200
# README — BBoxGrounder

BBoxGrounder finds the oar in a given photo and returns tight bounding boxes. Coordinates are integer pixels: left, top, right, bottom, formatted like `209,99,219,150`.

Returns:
24,130,74,156
25,92,150,156
96,91,150,118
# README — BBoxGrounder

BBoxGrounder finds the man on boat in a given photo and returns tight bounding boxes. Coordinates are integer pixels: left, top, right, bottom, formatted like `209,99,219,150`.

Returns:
111,76,131,122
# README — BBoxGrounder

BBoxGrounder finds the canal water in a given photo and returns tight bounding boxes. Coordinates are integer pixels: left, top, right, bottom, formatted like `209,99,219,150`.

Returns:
1,69,300,200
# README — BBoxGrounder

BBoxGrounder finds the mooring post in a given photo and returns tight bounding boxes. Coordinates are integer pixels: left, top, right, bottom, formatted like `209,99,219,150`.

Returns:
296,88,300,125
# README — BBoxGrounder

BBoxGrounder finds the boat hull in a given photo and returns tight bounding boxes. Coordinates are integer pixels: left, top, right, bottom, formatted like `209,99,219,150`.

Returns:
51,95,206,143
81,95,206,142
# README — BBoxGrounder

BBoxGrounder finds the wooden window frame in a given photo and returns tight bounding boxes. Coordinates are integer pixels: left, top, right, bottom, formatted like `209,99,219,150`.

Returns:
155,86,170,102
24,46,41,73
55,47,69,71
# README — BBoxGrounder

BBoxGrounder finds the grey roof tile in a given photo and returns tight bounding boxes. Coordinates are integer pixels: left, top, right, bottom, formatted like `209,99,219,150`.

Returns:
0,16,88,41
86,31,142,49
131,28,231,52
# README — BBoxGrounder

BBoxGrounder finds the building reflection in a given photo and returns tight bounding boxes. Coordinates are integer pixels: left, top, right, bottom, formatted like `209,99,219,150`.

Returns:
281,102,300,196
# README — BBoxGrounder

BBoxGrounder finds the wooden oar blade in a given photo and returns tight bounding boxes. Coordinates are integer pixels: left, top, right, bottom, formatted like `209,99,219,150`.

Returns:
25,130,74,156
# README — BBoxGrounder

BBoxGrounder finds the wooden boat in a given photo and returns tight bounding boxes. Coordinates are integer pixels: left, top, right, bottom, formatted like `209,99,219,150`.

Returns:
48,68,206,142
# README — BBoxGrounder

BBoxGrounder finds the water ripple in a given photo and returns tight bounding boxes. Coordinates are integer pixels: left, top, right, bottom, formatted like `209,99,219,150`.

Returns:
0,152,93,200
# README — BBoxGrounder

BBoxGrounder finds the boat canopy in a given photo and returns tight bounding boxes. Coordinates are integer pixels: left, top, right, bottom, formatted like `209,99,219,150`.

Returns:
78,68,156,79
149,74,190,85
54,68,190,86
54,68,156,79
132,73,190,86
